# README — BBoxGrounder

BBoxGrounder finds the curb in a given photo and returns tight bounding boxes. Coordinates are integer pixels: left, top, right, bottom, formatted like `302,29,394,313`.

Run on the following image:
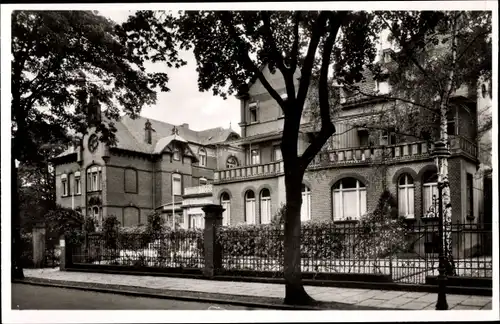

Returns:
13,278,392,311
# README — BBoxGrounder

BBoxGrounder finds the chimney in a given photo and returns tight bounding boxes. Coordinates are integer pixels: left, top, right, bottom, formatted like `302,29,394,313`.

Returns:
145,119,153,144
181,123,189,129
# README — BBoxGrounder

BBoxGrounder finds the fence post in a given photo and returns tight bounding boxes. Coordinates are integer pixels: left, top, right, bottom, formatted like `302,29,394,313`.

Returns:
202,204,224,278
59,235,68,271
32,222,46,268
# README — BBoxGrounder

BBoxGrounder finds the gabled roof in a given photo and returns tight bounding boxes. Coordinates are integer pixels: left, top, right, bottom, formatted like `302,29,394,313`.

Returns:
54,115,240,160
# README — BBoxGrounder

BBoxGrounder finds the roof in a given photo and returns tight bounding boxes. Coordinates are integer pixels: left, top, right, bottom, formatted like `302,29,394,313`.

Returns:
55,115,240,159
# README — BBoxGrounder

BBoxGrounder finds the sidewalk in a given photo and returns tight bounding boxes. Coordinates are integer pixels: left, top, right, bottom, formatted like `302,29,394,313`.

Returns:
20,268,492,310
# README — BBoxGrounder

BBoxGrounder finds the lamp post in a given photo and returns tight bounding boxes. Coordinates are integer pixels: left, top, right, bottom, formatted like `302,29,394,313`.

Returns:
433,140,450,310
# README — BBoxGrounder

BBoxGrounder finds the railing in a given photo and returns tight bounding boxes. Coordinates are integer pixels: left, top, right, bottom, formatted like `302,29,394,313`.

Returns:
312,141,434,166
214,160,284,182
184,184,213,196
218,221,492,284
449,136,478,157
71,231,204,269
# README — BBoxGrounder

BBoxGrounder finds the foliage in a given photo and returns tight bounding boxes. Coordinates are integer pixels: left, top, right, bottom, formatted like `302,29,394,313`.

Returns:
271,203,286,226
145,211,167,240
102,215,120,250
352,190,409,260
83,216,97,233
11,10,183,163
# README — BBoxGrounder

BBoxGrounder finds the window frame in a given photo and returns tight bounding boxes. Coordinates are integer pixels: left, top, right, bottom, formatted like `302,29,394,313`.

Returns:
249,101,259,123
260,189,271,224
172,173,182,196
172,145,181,161
332,178,367,221
199,177,207,186
61,174,68,197
199,148,207,167
220,192,231,226
226,156,239,168
466,173,474,219
398,174,415,218
74,172,81,195
272,145,282,162
245,190,256,224
251,149,260,165
422,172,438,216
301,184,312,222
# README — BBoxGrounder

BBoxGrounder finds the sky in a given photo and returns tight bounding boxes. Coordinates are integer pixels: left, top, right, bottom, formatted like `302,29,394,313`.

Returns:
102,10,241,133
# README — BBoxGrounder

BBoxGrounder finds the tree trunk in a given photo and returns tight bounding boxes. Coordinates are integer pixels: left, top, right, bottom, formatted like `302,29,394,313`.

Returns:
283,167,314,305
437,13,459,276
12,157,25,280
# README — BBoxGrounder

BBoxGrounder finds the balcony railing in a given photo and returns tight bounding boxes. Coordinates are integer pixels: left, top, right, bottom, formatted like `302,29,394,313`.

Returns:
213,137,477,183
184,184,213,196
214,161,284,182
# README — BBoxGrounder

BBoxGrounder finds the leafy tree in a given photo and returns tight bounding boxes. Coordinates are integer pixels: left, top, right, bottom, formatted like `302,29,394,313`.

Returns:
123,10,384,304
11,10,183,279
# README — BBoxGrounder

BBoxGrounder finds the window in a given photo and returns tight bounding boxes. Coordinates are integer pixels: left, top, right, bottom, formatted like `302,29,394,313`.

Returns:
87,166,102,192
273,145,282,161
260,189,271,224
301,184,312,222
75,172,81,195
383,51,392,63
447,110,456,136
124,168,138,193
93,206,101,228
376,80,390,94
251,149,260,165
226,156,239,168
466,173,473,219
173,145,180,161
358,129,370,147
249,102,258,123
398,174,415,218
220,192,231,226
61,174,68,196
245,190,256,224
199,148,207,167
199,177,207,186
380,128,396,145
332,178,367,221
423,171,438,216
172,173,182,196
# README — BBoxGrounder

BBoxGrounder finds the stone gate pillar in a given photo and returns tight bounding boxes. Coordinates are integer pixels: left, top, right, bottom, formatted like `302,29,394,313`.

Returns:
202,204,224,278
32,222,46,268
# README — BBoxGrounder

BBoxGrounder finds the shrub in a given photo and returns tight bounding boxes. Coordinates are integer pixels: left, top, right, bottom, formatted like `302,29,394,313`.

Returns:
45,205,85,245
83,216,97,233
102,215,120,250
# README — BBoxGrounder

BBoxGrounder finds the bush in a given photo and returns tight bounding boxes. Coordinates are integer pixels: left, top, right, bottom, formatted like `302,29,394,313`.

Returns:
102,215,120,250
45,205,85,245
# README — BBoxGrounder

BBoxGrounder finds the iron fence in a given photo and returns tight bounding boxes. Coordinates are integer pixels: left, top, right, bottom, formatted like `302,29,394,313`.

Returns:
71,231,204,269
219,221,492,284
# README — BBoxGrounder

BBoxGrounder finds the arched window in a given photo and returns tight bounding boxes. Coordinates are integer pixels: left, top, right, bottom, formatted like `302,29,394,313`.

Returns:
220,192,231,226
172,145,180,161
260,189,271,224
226,156,239,168
398,174,415,218
199,148,207,167
301,184,312,222
245,190,256,224
199,177,207,186
423,170,438,215
332,178,367,221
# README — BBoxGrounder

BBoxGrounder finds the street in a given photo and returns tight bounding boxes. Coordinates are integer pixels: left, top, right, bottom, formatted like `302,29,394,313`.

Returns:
11,284,266,310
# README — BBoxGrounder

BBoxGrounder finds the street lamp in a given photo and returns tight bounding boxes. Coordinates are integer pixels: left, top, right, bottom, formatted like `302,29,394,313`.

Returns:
432,140,450,310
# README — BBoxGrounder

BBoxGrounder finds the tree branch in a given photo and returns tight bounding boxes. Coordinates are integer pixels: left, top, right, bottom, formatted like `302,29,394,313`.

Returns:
379,15,442,93
289,11,301,74
296,12,328,110
299,13,344,168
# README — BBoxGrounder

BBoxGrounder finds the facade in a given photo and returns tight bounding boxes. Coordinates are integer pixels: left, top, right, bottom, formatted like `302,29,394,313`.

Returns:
211,59,488,229
52,115,241,229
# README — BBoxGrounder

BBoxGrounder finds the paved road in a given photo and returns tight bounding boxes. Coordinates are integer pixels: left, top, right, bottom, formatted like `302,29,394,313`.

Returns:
11,284,265,310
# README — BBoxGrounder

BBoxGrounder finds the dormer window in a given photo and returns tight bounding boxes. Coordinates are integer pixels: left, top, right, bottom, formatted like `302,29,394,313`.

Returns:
173,145,180,161
199,148,207,167
249,102,258,123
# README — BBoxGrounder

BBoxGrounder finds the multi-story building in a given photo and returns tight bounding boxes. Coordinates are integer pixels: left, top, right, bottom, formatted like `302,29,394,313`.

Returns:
211,54,487,229
52,115,241,229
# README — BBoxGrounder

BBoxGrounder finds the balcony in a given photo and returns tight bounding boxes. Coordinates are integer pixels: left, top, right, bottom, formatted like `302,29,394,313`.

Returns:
183,184,213,197
213,137,477,183
214,160,284,183
311,141,434,168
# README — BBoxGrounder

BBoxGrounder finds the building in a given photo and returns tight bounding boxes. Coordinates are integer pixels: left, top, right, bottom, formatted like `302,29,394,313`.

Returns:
211,56,487,229
52,115,241,229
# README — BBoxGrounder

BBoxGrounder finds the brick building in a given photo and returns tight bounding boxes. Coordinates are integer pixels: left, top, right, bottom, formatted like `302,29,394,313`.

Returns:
211,59,487,229
52,115,241,229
